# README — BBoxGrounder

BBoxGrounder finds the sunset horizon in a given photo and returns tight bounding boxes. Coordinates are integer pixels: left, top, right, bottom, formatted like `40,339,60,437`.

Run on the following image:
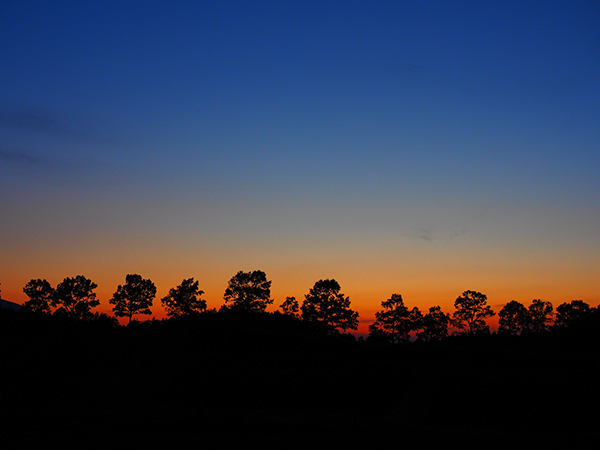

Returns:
3,263,598,336
2,1,599,334
4,3,600,446
0,0,600,342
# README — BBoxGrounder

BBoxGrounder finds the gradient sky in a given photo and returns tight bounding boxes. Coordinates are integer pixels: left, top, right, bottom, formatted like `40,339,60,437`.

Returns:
1,1,599,333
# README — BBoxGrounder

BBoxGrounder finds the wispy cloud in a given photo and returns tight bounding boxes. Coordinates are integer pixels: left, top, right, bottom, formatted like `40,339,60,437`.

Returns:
406,227,434,242
408,202,501,243
0,148,49,168
416,227,433,242
0,104,123,186
0,107,63,134
406,63,423,72
0,144,102,189
0,104,113,144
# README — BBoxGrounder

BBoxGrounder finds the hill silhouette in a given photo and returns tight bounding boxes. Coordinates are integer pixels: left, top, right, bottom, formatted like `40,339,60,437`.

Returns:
0,298,21,311
2,308,600,448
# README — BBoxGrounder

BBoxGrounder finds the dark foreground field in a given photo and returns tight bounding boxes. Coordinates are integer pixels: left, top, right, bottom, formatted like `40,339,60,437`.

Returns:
2,309,599,448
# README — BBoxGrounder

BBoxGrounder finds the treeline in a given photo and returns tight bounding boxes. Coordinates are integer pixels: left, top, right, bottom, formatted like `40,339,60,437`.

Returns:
12,269,600,342
3,274,600,447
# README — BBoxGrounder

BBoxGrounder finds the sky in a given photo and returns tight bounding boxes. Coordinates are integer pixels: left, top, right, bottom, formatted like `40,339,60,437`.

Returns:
1,1,599,333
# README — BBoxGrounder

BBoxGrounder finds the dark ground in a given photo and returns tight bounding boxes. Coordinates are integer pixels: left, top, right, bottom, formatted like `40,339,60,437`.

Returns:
2,309,599,448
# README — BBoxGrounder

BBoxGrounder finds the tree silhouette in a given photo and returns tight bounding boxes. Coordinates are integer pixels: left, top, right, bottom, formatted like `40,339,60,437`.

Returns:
22,279,54,314
301,279,358,332
416,306,450,342
110,274,156,323
161,278,206,317
498,300,529,335
554,300,591,328
53,275,99,319
526,299,553,333
369,293,421,343
450,290,495,335
279,296,299,318
222,270,273,313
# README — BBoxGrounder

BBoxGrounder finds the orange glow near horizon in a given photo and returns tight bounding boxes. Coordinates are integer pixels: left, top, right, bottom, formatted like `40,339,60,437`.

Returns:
2,0,599,344
3,250,598,336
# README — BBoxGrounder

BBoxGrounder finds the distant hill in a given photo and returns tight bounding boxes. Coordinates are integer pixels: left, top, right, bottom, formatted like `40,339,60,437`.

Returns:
0,299,22,311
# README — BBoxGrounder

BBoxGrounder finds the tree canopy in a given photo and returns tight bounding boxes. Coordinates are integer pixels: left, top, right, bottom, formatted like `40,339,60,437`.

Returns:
554,300,591,328
369,293,421,343
498,300,529,335
161,278,206,317
417,306,450,342
527,299,554,332
110,274,156,323
279,296,299,318
450,290,495,335
11,272,600,343
301,279,358,332
22,279,54,314
53,275,99,319
222,270,273,313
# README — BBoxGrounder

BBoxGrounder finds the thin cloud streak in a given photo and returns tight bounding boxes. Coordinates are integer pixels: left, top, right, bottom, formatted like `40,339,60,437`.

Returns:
0,148,50,168
0,104,117,145
0,146,92,186
0,107,63,134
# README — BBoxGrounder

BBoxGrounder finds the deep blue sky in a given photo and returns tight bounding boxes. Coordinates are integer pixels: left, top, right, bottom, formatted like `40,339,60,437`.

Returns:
1,1,599,324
